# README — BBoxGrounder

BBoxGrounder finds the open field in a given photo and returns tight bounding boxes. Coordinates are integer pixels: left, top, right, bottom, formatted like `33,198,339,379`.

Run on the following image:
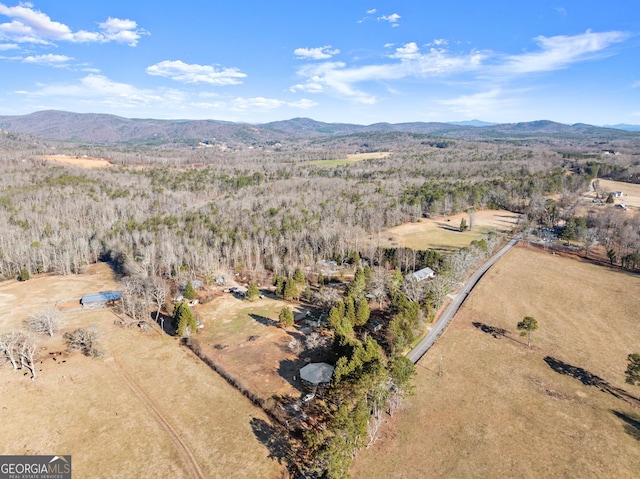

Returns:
571,178,639,217
308,151,391,167
352,245,640,478
378,209,520,252
0,268,284,479
196,292,321,399
599,179,640,208
36,154,112,168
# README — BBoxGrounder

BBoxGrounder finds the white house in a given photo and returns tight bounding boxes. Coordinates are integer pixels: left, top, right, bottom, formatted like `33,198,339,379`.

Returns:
409,267,435,282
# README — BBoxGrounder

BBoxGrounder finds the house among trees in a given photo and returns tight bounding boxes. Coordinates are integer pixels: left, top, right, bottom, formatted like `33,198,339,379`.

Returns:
80,291,122,309
299,362,334,386
409,267,436,282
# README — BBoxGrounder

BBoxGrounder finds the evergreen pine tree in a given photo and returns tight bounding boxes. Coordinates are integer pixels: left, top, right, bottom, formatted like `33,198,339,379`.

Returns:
174,302,197,337
284,277,298,301
183,281,196,300
293,268,305,286
355,297,370,326
246,281,260,301
278,306,294,328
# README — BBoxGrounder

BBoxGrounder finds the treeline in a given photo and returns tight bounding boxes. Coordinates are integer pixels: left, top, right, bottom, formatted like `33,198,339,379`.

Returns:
301,267,416,478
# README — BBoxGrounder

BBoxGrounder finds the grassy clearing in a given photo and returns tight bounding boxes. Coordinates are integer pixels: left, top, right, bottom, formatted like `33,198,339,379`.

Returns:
197,293,313,398
308,151,391,167
37,155,112,168
379,209,520,252
0,268,284,479
352,246,640,478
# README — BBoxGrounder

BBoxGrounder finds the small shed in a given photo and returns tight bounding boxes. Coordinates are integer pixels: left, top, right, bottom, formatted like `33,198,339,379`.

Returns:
300,362,334,386
409,267,435,282
80,291,122,308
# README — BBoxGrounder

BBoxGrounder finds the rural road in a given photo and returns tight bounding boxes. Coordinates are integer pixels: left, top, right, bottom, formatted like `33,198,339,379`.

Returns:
407,236,520,364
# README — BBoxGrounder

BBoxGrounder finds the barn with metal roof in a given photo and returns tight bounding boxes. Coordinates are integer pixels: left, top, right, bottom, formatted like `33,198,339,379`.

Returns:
80,291,122,307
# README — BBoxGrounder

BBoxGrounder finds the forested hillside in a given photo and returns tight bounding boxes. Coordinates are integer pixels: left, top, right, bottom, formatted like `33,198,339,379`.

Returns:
2,120,637,282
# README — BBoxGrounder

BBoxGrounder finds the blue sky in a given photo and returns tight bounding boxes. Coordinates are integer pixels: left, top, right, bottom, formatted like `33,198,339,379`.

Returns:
0,1,638,125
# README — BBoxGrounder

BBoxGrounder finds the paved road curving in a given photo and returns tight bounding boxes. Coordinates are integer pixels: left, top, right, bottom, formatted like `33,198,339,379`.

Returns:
407,236,520,364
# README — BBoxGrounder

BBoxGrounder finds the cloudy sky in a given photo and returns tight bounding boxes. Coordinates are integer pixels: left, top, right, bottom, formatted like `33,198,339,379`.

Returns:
0,1,638,125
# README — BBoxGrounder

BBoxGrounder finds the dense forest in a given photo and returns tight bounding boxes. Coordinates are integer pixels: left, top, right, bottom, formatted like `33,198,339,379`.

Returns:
1,123,639,283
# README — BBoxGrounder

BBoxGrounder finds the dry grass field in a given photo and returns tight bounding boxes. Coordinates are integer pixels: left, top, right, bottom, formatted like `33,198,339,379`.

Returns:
36,154,112,168
308,151,392,167
571,178,640,217
0,267,284,479
196,293,318,400
352,245,640,478
379,209,520,252
599,179,640,208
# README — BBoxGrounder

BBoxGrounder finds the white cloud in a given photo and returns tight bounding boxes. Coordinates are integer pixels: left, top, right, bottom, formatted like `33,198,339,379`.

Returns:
231,97,284,111
294,45,340,60
22,53,72,66
231,96,317,111
0,41,16,50
378,13,401,27
500,30,628,74
15,74,184,109
290,82,324,93
292,31,628,105
438,89,516,116
289,98,318,109
146,60,247,85
0,3,146,46
293,42,485,103
358,9,378,23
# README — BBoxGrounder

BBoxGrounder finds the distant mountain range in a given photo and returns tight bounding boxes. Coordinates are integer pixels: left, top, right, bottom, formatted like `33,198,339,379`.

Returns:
603,124,640,132
0,110,638,146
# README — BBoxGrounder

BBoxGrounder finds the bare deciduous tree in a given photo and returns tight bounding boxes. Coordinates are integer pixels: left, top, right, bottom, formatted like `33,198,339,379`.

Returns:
18,334,38,380
64,326,104,358
26,306,62,337
0,331,22,370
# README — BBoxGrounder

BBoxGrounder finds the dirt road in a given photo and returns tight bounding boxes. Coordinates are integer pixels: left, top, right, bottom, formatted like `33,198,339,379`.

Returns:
112,355,206,479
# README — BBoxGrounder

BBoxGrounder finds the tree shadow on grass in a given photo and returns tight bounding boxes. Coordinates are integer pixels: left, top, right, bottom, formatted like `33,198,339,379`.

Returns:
250,417,294,466
153,311,176,335
439,225,463,233
249,313,277,327
472,321,524,345
544,356,640,406
611,410,640,441
472,321,508,339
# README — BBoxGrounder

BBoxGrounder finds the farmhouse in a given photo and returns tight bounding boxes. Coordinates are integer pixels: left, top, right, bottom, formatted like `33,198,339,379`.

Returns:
80,291,122,308
300,362,334,386
409,267,435,282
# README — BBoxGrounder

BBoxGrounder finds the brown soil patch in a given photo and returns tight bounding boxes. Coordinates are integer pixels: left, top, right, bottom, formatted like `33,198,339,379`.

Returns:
37,154,112,168
352,245,640,478
196,293,316,400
